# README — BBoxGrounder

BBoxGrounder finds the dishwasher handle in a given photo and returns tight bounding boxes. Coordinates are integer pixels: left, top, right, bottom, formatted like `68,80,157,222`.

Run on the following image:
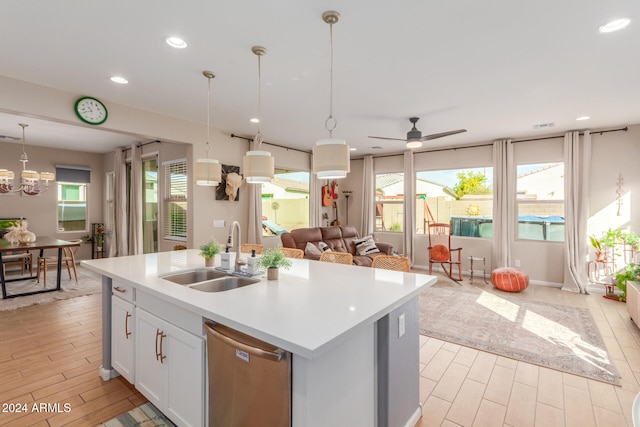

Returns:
205,323,285,363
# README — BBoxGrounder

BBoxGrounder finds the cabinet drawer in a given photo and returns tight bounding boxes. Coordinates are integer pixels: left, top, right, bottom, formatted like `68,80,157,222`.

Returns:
112,281,135,303
137,291,203,336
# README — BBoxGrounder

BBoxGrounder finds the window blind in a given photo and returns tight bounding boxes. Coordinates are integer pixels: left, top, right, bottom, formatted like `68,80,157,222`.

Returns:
55,165,91,183
163,159,187,241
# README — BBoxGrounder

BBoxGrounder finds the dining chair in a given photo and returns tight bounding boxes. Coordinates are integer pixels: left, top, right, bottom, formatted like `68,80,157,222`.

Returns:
37,244,79,287
280,247,304,259
240,243,264,254
371,255,411,272
319,251,353,265
1,250,33,276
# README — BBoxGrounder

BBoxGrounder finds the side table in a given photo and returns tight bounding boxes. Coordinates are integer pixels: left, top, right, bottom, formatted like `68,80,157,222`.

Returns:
469,256,488,284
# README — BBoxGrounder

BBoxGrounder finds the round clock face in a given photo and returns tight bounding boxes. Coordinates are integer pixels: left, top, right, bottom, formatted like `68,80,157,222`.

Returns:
74,97,108,125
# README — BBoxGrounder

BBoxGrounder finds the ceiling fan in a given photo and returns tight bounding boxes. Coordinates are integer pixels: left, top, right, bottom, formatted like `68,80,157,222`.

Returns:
368,117,467,149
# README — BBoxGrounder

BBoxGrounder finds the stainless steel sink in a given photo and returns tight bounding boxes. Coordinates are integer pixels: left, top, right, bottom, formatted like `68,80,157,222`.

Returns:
160,268,261,292
188,276,261,292
161,268,229,285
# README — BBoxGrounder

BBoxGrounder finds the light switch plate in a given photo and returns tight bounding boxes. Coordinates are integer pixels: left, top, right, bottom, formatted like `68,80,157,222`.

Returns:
213,220,226,228
398,313,405,338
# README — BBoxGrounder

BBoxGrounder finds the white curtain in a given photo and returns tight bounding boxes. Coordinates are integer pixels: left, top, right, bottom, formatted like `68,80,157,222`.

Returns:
309,172,321,228
361,155,375,236
111,149,128,257
403,151,415,263
562,131,591,294
492,139,515,269
128,144,143,255
246,141,263,244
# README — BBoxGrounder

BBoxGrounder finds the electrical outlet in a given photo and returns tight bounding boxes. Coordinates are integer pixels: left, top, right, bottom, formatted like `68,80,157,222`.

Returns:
515,259,521,267
398,313,405,338
213,220,225,228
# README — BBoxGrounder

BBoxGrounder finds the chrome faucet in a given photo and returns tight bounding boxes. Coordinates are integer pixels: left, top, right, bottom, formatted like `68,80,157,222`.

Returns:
227,220,242,272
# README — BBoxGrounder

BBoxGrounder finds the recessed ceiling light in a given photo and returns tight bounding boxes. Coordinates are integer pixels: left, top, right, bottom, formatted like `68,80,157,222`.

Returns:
349,147,357,151
166,36,188,48
249,117,260,123
599,18,631,33
576,116,591,121
110,76,128,84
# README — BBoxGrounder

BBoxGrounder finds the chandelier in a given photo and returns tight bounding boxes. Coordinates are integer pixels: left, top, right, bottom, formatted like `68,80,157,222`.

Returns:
0,123,55,195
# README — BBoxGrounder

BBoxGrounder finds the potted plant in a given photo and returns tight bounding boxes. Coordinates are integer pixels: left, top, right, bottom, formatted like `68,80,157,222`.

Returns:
590,235,606,262
615,263,640,302
257,247,293,280
199,240,222,267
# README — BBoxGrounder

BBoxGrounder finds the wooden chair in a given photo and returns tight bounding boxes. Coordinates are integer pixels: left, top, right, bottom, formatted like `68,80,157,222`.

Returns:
371,255,411,272
280,247,304,259
319,251,353,265
427,222,462,282
1,251,33,276
240,243,264,254
37,246,78,287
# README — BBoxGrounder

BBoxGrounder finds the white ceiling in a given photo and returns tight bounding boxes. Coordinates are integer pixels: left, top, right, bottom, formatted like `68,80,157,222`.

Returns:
1,1,639,156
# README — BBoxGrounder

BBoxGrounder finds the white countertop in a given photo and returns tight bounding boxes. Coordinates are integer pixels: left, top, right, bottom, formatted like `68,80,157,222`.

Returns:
82,250,436,359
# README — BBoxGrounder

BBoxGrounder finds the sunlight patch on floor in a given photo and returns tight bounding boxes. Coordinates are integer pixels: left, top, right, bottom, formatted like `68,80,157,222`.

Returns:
475,290,520,322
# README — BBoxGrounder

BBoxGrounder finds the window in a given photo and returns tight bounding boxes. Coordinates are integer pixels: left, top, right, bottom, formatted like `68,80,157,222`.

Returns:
105,172,115,231
57,183,87,232
375,173,404,232
163,159,187,241
415,167,493,238
516,162,565,241
261,169,309,236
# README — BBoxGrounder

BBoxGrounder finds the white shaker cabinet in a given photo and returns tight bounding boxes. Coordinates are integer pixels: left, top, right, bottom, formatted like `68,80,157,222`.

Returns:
135,308,205,427
111,294,135,383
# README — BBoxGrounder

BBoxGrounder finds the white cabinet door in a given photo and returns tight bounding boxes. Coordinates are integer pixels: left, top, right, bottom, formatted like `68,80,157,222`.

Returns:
135,308,164,409
111,295,134,383
164,321,205,427
135,308,205,427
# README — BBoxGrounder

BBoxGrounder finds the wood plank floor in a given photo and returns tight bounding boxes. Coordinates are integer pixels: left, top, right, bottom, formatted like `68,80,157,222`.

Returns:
0,293,146,427
416,279,640,427
1,276,638,426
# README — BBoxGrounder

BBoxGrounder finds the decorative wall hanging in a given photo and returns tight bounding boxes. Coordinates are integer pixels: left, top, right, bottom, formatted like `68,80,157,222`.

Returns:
216,164,241,202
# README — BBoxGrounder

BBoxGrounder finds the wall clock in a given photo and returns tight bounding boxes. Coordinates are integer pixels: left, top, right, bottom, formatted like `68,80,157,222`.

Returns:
74,96,108,125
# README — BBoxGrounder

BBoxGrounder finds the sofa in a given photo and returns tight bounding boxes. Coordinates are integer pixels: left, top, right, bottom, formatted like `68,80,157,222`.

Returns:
280,225,393,267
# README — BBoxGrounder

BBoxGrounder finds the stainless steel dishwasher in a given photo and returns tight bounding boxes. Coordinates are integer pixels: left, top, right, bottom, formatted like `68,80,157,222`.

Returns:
205,321,291,427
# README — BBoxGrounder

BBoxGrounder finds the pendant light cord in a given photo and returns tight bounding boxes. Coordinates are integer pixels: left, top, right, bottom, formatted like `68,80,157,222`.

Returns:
205,76,212,158
325,20,337,138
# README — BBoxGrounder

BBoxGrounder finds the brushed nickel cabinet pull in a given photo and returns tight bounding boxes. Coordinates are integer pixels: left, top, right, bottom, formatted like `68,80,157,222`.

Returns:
158,331,167,364
125,312,132,339
155,329,161,361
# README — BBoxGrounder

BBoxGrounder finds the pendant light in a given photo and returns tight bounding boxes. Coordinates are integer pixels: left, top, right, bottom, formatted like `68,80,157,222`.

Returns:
195,71,222,186
243,46,274,184
313,10,350,180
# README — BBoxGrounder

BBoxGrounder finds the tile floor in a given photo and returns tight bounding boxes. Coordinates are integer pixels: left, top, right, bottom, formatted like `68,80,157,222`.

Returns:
414,278,639,427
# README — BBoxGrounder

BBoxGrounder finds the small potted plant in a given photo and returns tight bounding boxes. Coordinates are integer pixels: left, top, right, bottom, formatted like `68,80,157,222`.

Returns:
615,263,640,302
589,235,606,262
199,240,222,267
258,247,293,280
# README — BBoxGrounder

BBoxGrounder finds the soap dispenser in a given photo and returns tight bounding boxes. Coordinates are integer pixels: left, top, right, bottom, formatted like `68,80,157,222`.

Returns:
246,249,259,275
220,246,235,271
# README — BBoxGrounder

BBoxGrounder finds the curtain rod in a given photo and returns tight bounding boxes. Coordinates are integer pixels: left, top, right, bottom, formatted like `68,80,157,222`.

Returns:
362,126,629,159
122,140,160,152
230,133,312,154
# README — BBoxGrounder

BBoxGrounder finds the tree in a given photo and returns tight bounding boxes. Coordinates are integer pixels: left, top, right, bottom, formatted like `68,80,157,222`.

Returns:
452,171,491,200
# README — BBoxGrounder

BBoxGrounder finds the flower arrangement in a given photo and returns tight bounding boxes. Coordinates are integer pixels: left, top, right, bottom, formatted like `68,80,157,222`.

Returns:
4,220,36,245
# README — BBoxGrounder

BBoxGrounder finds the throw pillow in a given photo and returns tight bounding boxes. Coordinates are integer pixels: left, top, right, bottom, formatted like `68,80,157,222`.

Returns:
354,236,380,256
430,244,450,262
304,242,322,257
318,242,332,252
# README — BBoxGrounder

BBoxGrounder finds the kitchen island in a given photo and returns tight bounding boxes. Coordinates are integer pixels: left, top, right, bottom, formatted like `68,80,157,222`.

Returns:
82,249,436,427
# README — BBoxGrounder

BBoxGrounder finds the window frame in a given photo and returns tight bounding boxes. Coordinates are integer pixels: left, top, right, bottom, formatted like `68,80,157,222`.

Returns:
57,181,88,233
163,158,188,242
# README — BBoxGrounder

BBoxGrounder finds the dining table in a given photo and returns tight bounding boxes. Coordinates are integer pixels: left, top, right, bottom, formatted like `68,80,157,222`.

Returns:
0,236,81,299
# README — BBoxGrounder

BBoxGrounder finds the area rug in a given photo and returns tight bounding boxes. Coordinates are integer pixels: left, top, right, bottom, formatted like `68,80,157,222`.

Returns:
98,402,176,427
0,266,102,311
419,284,621,385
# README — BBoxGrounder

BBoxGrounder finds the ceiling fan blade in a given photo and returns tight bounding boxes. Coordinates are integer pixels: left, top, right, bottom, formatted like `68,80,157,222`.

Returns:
421,129,467,141
367,136,407,142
